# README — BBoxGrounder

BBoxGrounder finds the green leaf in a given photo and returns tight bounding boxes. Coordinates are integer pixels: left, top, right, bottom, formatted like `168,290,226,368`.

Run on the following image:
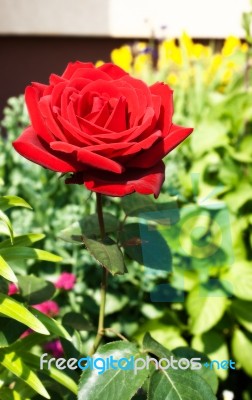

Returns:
28,307,72,341
0,247,62,263
186,285,227,334
148,367,216,400
121,193,156,217
62,312,93,331
59,213,119,244
0,387,28,400
0,255,17,282
221,260,252,300
142,332,172,358
0,210,14,242
20,352,78,395
121,193,179,225
18,275,55,305
0,293,49,335
78,341,149,400
172,347,218,394
136,319,187,350
229,135,252,163
223,181,252,212
191,331,229,380
191,120,229,158
60,328,82,360
0,350,50,399
82,235,125,275
143,334,218,395
9,332,48,352
230,299,252,332
119,223,172,271
232,329,252,376
0,196,32,212
0,317,28,347
0,233,45,249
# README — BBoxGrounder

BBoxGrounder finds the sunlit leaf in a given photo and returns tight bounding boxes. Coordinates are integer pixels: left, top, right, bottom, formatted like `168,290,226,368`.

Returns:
0,350,50,399
0,293,49,335
0,196,32,212
78,341,148,400
0,255,17,282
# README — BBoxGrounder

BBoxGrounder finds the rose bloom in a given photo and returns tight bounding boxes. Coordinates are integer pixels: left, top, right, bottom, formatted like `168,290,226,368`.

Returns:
13,62,192,197
55,272,76,290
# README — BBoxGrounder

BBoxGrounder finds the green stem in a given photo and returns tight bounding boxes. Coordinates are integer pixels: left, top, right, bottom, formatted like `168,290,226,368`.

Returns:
96,193,105,239
89,194,108,355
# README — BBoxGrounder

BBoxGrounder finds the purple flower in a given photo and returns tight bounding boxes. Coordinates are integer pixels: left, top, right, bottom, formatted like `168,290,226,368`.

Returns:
44,339,64,358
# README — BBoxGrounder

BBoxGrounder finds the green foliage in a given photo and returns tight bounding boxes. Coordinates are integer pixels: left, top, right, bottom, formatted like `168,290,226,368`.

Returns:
0,199,77,398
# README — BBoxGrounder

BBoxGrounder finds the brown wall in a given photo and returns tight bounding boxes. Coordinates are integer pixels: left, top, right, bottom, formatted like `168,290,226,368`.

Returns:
0,35,214,120
0,36,137,119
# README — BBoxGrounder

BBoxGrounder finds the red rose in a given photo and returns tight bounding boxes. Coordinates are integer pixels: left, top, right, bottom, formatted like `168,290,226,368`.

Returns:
13,62,192,197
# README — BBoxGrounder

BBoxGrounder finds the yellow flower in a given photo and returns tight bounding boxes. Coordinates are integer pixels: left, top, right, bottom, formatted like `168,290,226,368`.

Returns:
204,54,223,84
241,42,249,53
222,36,241,56
166,72,178,86
95,60,104,67
158,39,182,69
221,68,233,84
226,61,237,69
180,32,194,57
209,54,223,73
111,45,133,72
192,43,211,59
134,53,152,74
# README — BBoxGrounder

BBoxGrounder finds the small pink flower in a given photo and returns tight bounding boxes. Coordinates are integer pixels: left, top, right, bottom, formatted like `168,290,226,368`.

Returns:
44,339,64,358
55,272,76,291
8,283,18,296
33,300,59,317
20,329,32,338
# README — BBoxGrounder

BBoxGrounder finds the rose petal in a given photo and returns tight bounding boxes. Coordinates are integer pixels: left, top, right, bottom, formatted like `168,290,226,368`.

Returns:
13,127,80,172
39,96,68,141
49,74,66,86
105,97,127,132
25,86,53,143
126,124,193,168
115,81,140,126
66,161,165,198
62,62,94,79
77,148,124,174
70,68,112,82
51,81,68,107
84,142,136,157
58,115,103,145
77,115,113,135
98,63,128,79
150,82,173,134
91,102,111,126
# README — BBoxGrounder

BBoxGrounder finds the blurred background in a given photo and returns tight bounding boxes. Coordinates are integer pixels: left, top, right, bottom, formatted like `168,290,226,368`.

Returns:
0,1,252,399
